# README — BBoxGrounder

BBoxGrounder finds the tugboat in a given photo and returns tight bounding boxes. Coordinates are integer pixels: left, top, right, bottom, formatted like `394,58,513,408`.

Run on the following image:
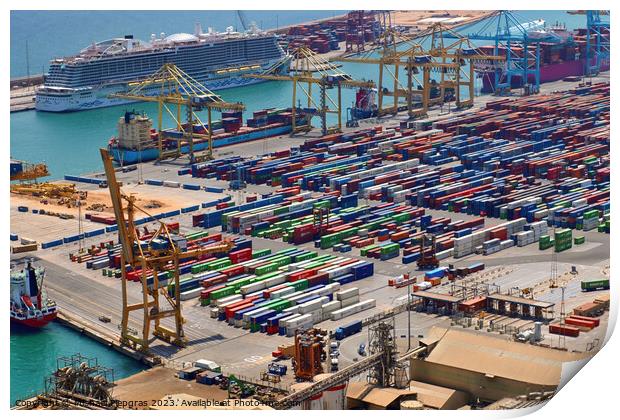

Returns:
10,261,57,328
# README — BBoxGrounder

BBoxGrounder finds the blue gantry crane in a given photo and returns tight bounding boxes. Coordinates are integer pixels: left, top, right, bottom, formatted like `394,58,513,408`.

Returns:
584,11,610,76
445,10,562,95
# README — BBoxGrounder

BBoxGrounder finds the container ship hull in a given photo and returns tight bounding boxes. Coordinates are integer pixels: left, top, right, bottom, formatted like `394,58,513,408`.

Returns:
479,57,610,93
11,262,57,329
10,311,57,328
109,123,294,165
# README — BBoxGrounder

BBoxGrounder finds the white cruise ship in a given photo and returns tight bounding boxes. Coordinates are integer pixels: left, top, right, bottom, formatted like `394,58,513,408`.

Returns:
35,23,289,112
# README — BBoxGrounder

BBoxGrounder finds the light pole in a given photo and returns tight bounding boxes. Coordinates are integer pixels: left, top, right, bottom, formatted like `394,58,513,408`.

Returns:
407,271,412,351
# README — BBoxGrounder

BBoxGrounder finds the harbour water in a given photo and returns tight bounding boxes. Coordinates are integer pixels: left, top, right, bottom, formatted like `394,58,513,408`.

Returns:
10,322,144,405
9,9,595,405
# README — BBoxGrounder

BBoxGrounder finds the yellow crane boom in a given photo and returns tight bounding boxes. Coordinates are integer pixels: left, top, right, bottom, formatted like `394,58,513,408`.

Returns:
100,148,233,352
109,63,244,162
243,46,375,135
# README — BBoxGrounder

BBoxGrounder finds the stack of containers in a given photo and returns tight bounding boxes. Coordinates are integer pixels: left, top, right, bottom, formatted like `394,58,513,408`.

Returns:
554,229,573,252
539,235,554,250
453,218,526,258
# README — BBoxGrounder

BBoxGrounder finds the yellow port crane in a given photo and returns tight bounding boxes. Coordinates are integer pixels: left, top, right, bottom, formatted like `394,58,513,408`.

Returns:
109,63,245,162
100,148,233,353
243,46,376,135
335,24,504,118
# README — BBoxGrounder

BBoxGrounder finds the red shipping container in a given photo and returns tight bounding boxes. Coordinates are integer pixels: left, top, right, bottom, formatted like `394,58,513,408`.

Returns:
202,274,228,288
201,284,226,299
569,315,600,327
166,222,180,233
490,227,508,241
549,324,580,337
307,272,330,287
288,269,318,282
229,248,252,264
220,265,245,278
565,317,596,329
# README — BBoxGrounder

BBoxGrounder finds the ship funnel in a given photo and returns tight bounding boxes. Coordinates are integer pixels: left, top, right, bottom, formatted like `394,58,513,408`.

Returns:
194,22,203,36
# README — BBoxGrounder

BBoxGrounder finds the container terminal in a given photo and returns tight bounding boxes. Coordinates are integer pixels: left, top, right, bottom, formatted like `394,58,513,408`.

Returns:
10,10,610,411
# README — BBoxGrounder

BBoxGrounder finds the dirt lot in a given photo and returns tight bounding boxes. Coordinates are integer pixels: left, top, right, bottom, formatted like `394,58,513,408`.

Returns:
113,366,229,409
392,10,491,29
11,184,193,220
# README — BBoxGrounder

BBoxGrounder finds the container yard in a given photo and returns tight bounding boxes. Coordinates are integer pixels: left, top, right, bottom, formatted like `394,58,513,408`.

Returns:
9,9,611,412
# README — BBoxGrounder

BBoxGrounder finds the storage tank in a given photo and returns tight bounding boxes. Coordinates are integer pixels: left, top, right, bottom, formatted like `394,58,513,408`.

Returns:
400,400,424,410
534,321,543,341
314,373,346,409
290,382,324,410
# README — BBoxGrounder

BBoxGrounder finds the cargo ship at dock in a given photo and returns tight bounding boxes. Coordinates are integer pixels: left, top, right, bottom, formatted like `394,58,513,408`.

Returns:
108,109,307,165
10,261,57,328
476,24,610,93
35,23,290,112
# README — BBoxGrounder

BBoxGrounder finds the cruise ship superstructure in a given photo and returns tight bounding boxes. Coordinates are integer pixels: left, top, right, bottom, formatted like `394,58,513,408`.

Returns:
35,23,290,112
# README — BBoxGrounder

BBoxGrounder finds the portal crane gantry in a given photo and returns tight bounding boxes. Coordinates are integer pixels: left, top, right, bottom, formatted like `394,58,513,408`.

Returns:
100,148,233,353
335,25,504,118
569,11,610,76
243,46,375,136
109,63,245,162
443,10,563,95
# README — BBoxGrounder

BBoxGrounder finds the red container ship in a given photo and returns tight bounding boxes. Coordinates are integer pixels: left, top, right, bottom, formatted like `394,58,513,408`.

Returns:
476,24,610,93
10,261,57,328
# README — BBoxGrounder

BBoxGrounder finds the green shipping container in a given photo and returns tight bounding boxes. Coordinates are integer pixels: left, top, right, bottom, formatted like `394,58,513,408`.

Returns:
209,286,236,301
252,249,272,258
581,279,610,291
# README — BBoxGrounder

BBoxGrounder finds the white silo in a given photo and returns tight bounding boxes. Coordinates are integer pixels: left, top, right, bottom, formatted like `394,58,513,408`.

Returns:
534,322,543,341
290,382,324,410
314,373,346,410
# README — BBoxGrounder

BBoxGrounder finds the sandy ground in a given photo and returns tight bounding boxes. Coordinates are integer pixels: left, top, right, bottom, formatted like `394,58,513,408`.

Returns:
11,185,194,220
113,366,229,409
391,10,491,28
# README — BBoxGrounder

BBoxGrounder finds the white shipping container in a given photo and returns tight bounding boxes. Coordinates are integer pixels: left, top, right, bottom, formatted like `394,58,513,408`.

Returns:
335,288,360,301
270,286,295,299
298,296,330,314
215,295,243,308
330,299,376,321
180,288,202,301
287,319,314,337
339,295,360,308
285,313,312,329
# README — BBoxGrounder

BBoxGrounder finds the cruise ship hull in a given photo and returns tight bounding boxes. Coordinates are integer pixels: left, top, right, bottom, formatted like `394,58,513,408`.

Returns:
36,73,273,112
109,123,294,165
